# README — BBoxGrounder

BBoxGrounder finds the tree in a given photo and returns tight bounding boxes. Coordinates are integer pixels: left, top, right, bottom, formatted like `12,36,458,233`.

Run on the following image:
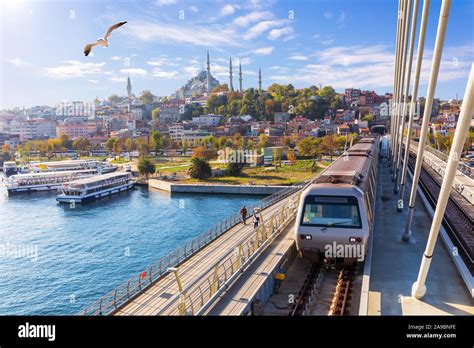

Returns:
135,138,149,156
211,84,229,94
362,113,374,122
58,134,73,150
139,90,156,104
150,130,163,153
287,149,297,165
105,138,118,154
192,146,216,161
188,157,212,179
73,137,90,155
226,162,244,176
258,133,269,149
108,94,122,104
137,156,156,178
273,148,282,168
297,136,322,157
125,138,135,152
152,108,160,130
322,135,338,160
2,144,11,153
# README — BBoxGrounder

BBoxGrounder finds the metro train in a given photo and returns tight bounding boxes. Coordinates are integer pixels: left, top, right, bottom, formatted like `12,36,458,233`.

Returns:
295,137,380,264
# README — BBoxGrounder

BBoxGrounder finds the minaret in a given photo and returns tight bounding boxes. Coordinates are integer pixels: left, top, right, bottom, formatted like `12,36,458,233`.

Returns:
258,68,262,94
229,57,234,92
126,76,132,102
206,51,211,93
239,61,243,92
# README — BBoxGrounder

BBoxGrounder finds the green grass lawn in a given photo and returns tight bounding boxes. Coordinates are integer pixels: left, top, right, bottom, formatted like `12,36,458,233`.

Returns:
183,159,323,186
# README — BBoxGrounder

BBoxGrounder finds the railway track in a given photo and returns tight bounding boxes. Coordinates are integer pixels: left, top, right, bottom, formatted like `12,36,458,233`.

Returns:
407,154,474,275
289,262,358,316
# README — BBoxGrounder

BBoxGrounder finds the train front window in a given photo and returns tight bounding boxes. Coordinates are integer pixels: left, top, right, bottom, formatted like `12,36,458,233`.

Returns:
301,195,362,229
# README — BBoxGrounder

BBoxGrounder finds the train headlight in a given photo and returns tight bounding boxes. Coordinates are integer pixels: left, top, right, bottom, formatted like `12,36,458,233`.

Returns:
300,234,312,240
349,237,362,243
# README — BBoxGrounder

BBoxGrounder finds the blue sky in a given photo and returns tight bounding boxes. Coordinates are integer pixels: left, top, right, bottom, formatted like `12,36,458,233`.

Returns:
1,0,473,109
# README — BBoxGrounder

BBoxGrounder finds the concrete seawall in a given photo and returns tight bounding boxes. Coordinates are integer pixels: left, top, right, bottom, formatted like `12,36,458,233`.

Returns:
148,179,287,195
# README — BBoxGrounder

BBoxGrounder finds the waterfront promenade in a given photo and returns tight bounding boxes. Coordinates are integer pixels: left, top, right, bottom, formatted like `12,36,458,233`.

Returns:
114,191,297,315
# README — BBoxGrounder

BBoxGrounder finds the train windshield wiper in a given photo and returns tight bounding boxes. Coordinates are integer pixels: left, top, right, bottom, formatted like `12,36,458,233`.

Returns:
321,221,351,231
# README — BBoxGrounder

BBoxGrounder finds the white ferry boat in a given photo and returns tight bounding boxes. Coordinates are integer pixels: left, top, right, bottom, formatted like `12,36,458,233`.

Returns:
2,161,18,177
30,159,117,174
5,169,97,195
56,172,135,204
30,159,100,172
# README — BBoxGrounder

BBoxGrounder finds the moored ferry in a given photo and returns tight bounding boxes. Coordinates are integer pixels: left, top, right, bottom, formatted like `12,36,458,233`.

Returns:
5,169,97,194
30,159,117,174
2,161,18,177
56,172,135,204
31,159,100,172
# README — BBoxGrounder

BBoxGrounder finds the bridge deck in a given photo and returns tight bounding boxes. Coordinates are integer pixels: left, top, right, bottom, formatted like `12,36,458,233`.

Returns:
368,157,474,315
114,193,296,316
205,219,296,315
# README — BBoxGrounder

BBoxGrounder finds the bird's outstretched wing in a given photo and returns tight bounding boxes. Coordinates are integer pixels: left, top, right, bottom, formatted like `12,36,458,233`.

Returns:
104,21,127,40
84,41,102,56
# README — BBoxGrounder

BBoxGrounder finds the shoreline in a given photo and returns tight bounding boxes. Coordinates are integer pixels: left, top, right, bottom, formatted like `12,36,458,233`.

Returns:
148,179,288,195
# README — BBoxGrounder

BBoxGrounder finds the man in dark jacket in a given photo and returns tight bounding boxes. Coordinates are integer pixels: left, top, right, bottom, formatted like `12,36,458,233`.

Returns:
240,206,248,225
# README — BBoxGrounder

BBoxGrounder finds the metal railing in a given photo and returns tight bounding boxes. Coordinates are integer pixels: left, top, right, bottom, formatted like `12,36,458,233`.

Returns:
158,195,300,316
411,140,473,179
79,181,306,315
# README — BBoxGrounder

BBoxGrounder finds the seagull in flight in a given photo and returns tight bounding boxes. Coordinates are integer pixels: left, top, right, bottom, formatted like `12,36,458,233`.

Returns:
84,21,127,56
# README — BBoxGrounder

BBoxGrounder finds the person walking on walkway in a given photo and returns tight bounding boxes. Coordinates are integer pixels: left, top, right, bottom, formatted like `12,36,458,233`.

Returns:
253,213,260,229
240,206,248,225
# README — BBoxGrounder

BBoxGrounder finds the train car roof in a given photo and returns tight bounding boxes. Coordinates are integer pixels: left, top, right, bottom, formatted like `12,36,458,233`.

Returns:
314,137,378,188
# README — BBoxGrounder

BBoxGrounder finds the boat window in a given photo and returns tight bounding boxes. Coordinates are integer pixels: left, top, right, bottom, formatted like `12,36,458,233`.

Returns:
300,195,362,229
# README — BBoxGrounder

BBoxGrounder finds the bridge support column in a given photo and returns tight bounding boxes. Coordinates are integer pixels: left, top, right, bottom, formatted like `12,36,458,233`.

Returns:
398,0,429,212
413,59,473,299
402,0,450,243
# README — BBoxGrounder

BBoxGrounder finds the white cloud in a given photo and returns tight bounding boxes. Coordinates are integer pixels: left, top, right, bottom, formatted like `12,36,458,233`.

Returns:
88,79,100,83
110,77,127,82
183,66,201,77
323,12,333,19
120,68,147,76
151,68,179,78
146,57,178,67
288,55,309,61
233,11,272,27
189,5,199,13
220,4,239,16
111,56,122,61
321,39,335,45
268,27,293,40
239,57,252,65
253,46,274,55
43,60,105,79
126,21,239,47
5,57,31,68
244,20,282,40
269,65,288,71
156,0,177,6
268,44,472,91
